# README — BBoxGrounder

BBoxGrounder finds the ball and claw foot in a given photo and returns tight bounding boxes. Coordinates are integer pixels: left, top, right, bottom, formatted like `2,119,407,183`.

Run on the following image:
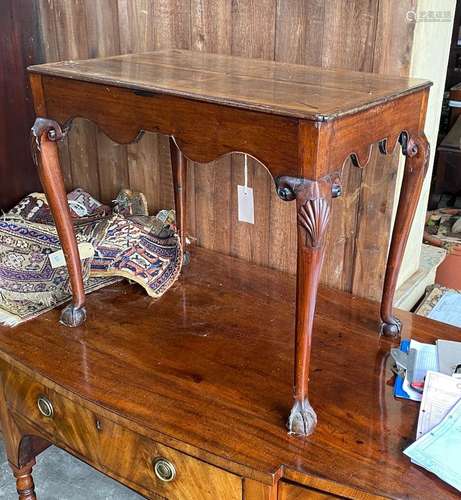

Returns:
60,303,87,327
287,399,317,437
380,316,402,337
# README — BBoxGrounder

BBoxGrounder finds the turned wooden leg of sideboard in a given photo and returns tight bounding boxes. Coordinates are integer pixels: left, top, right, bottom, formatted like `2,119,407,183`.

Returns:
380,134,430,337
0,367,50,500
276,175,337,436
169,137,189,264
10,460,37,500
31,118,86,327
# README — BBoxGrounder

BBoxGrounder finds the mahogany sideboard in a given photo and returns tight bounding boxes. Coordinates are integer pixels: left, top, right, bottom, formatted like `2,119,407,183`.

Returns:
26,50,432,439
0,249,460,499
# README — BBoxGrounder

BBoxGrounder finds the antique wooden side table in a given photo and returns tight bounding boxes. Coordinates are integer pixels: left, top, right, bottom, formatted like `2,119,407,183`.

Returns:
27,50,431,439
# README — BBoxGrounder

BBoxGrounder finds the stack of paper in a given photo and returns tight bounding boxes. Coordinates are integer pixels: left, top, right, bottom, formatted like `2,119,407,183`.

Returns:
398,341,461,490
427,290,461,328
404,371,461,492
437,339,461,376
394,339,438,401
393,338,461,400
415,371,461,438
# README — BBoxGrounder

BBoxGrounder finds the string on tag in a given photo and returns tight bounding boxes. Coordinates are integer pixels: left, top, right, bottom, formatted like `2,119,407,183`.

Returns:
244,154,248,195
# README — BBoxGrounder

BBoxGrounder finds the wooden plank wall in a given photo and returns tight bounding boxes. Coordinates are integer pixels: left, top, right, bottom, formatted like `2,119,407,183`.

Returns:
0,0,43,211
36,0,416,300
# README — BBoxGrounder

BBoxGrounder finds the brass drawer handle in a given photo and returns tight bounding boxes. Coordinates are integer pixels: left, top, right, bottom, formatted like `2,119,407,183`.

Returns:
153,457,176,482
37,395,54,418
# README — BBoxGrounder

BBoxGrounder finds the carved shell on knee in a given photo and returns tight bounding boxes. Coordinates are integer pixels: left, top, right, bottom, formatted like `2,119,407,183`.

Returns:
297,198,331,248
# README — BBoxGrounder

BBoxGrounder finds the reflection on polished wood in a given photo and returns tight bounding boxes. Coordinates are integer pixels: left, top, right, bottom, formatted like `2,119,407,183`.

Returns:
0,248,459,499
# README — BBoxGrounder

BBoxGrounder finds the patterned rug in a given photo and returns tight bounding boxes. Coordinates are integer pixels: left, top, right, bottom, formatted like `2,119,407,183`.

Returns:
91,214,183,298
0,217,90,304
8,189,111,225
0,216,118,326
0,189,182,325
0,276,120,327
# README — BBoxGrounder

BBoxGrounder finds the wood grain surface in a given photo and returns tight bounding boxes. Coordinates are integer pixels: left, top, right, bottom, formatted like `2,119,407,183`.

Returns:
33,0,420,301
278,482,339,500
2,366,242,500
36,75,301,177
0,247,459,499
28,50,429,120
0,0,42,211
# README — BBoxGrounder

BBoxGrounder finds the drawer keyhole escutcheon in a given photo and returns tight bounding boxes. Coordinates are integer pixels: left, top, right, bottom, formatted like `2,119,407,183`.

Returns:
153,457,176,482
37,395,54,418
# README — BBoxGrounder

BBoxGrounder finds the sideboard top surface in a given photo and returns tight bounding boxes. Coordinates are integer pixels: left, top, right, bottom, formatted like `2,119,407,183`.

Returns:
28,49,431,121
0,247,458,499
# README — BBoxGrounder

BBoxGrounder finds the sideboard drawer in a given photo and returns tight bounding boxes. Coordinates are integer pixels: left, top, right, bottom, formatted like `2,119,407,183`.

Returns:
278,481,341,499
2,367,242,499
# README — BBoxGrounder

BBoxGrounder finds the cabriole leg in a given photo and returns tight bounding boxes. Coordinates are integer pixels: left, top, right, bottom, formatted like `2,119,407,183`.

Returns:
31,118,86,327
169,138,189,264
380,134,430,337
10,460,37,500
277,175,338,436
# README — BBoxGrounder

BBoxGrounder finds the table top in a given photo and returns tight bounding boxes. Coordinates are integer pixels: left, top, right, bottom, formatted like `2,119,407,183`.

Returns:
29,49,431,121
0,247,459,499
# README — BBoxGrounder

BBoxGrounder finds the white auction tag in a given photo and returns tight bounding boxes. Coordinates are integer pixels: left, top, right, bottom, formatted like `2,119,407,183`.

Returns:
237,185,254,224
49,242,95,269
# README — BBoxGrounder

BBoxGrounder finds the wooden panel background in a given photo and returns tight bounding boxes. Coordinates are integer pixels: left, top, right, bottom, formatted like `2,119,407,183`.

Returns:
0,0,43,211
36,0,416,300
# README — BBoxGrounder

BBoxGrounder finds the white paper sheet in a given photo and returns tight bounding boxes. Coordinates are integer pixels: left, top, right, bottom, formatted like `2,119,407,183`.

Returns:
405,398,461,492
416,371,461,439
428,291,461,328
437,339,461,376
